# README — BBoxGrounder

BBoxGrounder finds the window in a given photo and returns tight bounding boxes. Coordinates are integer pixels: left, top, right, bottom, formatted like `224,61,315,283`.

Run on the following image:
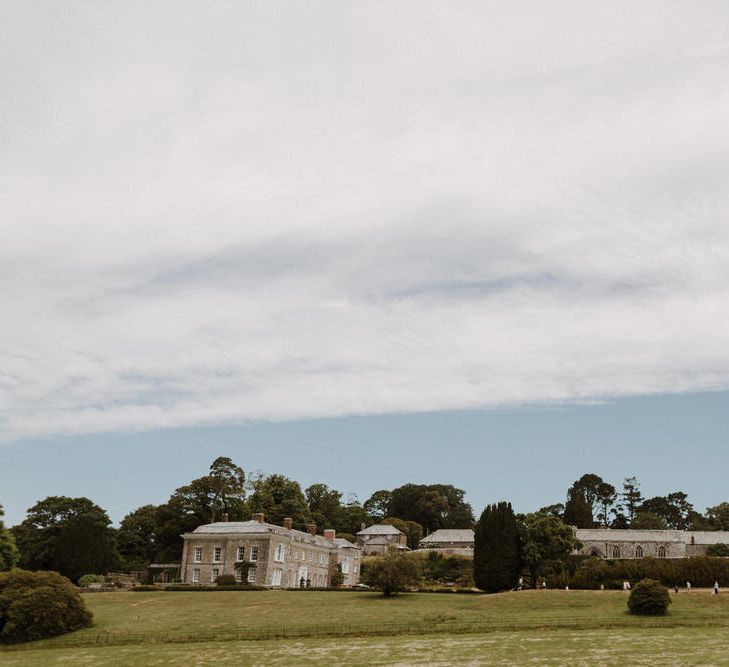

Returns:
342,557,350,574
274,544,285,563
319,554,325,565
193,547,202,563
635,545,643,558
353,564,358,574
236,546,245,562
658,545,667,558
250,546,259,562
272,569,283,586
211,568,219,582
612,546,621,559
309,551,315,561
234,569,242,583
213,547,222,563
192,569,200,583
247,568,257,583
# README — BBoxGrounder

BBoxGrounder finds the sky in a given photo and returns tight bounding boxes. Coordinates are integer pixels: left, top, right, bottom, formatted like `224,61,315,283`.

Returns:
1,2,729,527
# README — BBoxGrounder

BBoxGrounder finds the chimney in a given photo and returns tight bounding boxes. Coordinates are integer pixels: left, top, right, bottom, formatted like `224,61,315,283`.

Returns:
324,529,336,540
306,523,317,536
221,513,229,523
283,517,293,530
251,512,265,524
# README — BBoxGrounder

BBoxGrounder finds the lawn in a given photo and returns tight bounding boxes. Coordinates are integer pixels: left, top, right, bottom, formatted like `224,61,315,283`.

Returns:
1,589,728,664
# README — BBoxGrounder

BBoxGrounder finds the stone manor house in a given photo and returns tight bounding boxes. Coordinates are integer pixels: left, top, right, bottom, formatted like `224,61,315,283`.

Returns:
180,513,362,588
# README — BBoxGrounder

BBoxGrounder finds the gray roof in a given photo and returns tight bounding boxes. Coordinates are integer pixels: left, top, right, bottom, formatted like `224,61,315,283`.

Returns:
575,529,729,545
419,529,475,545
333,537,360,550
186,520,334,547
357,524,403,536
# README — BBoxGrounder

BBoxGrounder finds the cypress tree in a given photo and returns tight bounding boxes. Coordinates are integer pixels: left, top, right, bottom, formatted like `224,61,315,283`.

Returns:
563,488,594,528
473,502,521,592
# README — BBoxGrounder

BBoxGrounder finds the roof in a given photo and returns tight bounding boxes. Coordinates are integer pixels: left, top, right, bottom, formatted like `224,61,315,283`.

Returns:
575,529,729,545
356,524,404,536
185,520,334,548
333,537,360,549
419,529,475,545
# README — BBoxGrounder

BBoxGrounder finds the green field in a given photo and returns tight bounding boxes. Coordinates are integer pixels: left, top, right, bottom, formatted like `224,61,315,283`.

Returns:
2,589,729,665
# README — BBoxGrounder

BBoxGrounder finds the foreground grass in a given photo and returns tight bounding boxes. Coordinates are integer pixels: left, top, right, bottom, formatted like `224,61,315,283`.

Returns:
1,589,729,664
3,627,729,666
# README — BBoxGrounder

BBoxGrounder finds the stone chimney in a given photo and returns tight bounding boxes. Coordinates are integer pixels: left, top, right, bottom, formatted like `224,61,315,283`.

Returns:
251,512,265,524
221,513,229,523
323,529,336,540
306,523,317,536
283,517,293,530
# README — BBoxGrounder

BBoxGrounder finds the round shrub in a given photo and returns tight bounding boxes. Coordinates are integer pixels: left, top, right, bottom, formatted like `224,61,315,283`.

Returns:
627,578,672,616
0,569,93,643
78,574,105,587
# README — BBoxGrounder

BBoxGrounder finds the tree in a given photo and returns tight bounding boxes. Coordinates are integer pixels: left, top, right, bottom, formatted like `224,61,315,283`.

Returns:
631,511,668,530
563,488,593,528
363,490,392,523
117,505,158,567
706,503,729,530
621,477,643,525
566,474,617,526
0,505,19,572
388,484,474,533
305,484,344,530
248,474,310,527
12,497,119,583
640,492,693,530
364,549,420,597
473,502,520,592
0,569,93,643
518,512,581,587
538,504,564,518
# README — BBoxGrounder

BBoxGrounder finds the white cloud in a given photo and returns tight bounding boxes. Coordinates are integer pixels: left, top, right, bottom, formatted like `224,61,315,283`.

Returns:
2,2,729,440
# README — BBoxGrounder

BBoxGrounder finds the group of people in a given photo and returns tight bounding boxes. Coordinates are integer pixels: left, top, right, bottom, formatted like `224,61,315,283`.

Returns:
516,578,721,592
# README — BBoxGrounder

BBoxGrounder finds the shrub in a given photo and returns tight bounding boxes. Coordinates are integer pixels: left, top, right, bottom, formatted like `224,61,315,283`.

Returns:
707,544,729,557
627,578,672,616
78,574,105,587
215,574,237,586
363,549,420,597
0,569,93,643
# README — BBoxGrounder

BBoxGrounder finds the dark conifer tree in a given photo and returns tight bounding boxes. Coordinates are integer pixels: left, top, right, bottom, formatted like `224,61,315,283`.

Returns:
473,502,521,592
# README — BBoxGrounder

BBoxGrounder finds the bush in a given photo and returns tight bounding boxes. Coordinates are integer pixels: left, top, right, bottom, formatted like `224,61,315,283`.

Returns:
627,578,672,616
0,569,93,643
215,574,237,586
363,549,420,597
707,544,729,557
78,574,105,587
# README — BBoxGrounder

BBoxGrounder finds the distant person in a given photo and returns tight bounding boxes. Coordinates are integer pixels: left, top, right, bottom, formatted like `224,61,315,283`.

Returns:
714,581,720,595
599,584,605,591
686,581,692,591
542,580,547,589
517,577,523,591
674,584,679,594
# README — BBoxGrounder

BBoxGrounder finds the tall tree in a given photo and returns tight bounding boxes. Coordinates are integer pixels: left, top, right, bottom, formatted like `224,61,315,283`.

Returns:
640,492,693,530
566,474,617,526
363,490,393,523
0,504,19,571
473,502,521,592
518,512,581,587
12,497,118,582
388,484,474,533
706,503,729,530
305,484,344,529
563,488,593,528
117,505,159,567
248,474,310,528
621,477,643,524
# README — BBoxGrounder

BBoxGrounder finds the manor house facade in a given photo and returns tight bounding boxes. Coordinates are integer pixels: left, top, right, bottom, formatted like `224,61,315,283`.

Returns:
180,513,362,588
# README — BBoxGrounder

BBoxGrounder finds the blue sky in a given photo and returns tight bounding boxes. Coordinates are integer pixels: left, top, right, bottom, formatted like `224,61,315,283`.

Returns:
2,390,728,527
2,4,729,527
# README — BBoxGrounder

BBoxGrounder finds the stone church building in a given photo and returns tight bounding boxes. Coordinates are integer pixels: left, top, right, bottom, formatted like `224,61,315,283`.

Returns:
574,528,729,559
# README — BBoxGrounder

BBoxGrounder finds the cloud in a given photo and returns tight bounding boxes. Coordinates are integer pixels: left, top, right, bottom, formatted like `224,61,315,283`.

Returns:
2,2,729,440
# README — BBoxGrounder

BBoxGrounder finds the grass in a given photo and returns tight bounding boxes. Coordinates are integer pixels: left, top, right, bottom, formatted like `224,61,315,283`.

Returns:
2,588,729,664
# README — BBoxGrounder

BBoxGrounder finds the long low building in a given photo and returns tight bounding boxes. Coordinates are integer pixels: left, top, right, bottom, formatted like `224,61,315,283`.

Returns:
418,529,475,553
574,529,729,559
181,513,362,588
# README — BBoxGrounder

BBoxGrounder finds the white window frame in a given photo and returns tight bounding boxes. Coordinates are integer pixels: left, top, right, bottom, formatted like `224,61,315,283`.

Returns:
193,547,202,563
234,568,242,583
319,553,325,564
272,569,283,586
236,546,245,562
192,569,200,583
274,544,285,563
250,546,259,562
211,568,219,582
247,568,257,583
342,557,350,574
213,546,222,563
